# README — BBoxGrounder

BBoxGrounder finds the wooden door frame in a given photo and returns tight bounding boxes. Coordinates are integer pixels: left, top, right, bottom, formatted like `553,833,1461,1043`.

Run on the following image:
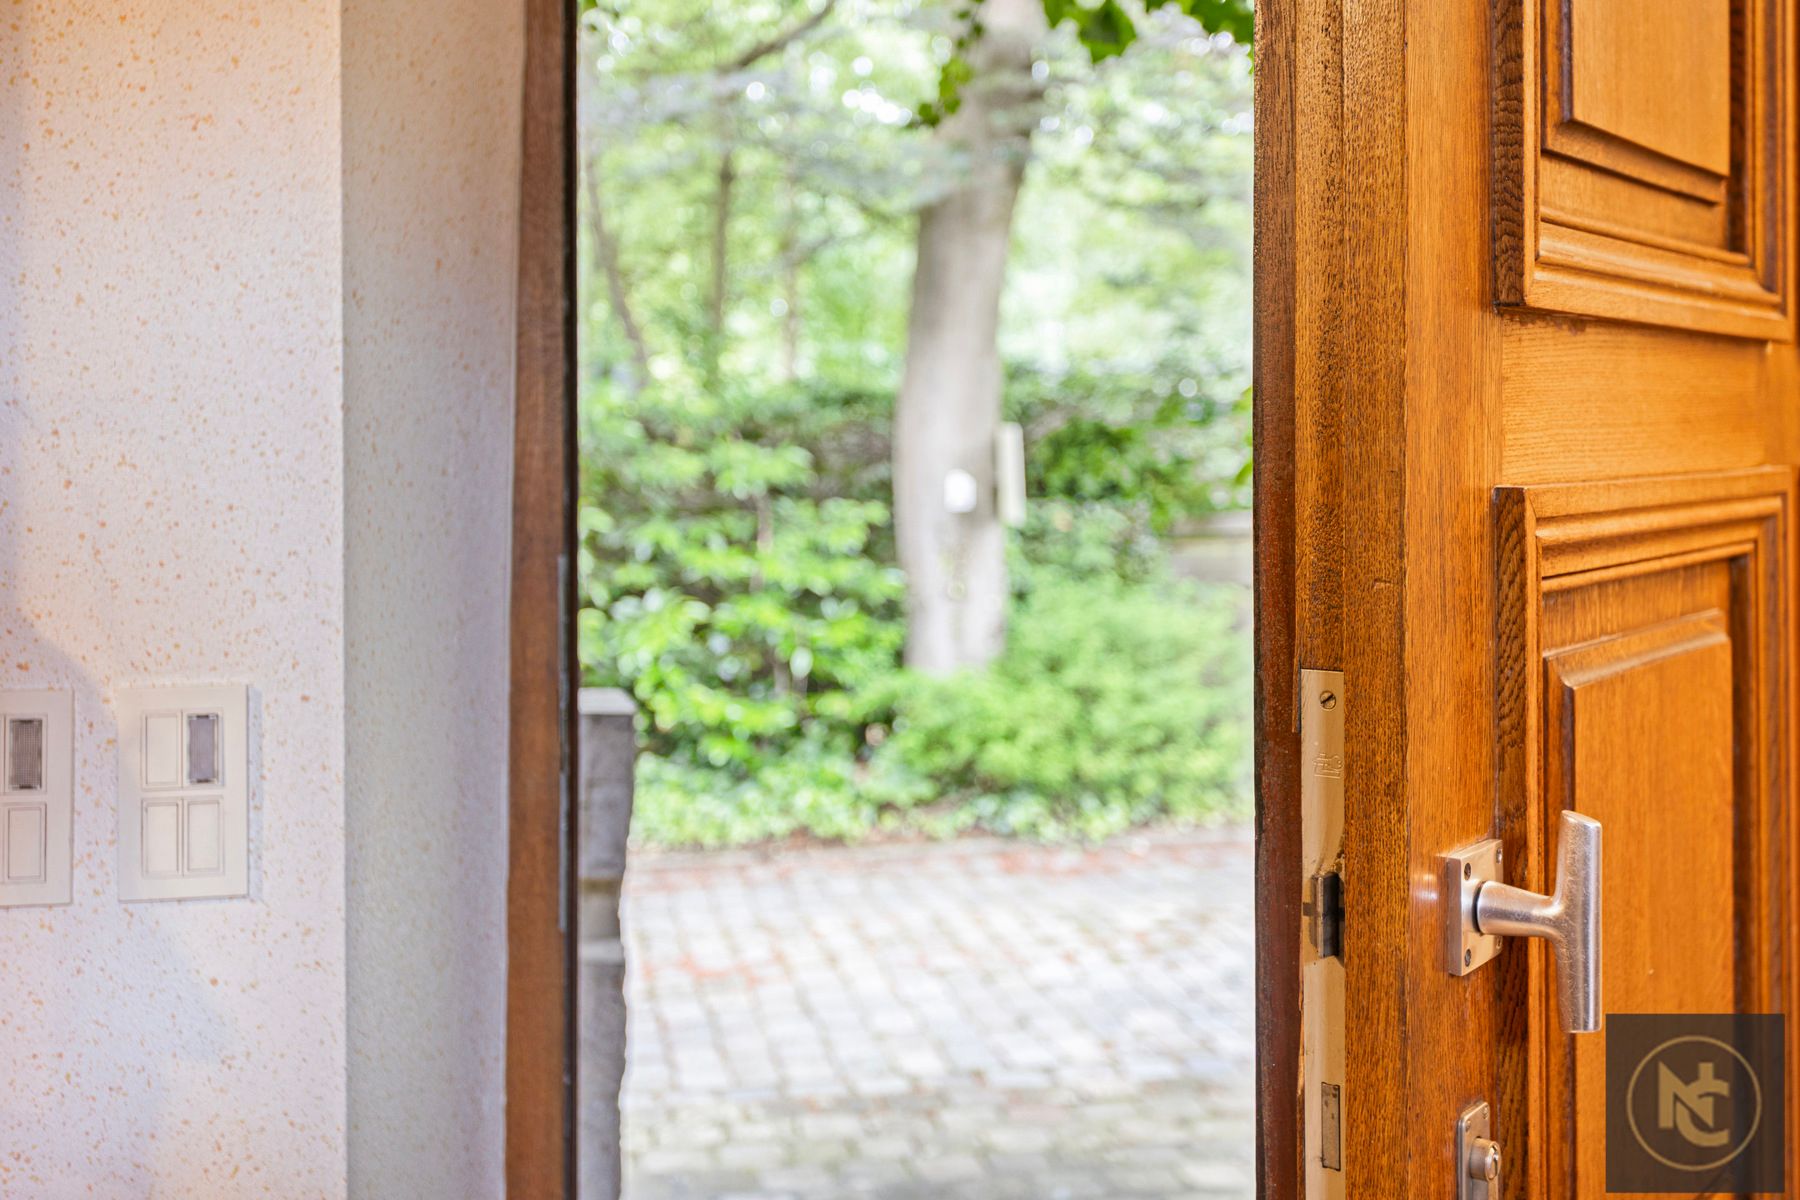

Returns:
1251,0,1304,1183
522,0,1318,1189
510,0,580,1192
1253,0,1336,1190
1255,0,1502,1195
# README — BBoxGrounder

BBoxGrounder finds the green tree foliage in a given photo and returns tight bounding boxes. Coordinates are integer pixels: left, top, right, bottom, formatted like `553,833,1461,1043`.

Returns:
578,0,1254,52
919,0,1251,122
1013,367,1252,530
578,0,1253,844
1046,0,1252,62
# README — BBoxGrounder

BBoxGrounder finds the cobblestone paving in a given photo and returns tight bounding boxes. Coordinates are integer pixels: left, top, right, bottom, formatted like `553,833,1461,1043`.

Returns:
620,829,1255,1199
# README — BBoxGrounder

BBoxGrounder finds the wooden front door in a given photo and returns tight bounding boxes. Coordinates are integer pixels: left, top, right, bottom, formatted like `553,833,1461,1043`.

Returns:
1256,0,1800,1197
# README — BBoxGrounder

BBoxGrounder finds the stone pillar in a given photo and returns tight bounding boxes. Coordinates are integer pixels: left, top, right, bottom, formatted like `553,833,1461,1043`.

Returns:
577,688,637,1200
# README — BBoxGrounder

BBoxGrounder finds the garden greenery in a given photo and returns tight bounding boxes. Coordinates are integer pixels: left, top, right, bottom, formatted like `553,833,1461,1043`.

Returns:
578,0,1253,845
580,377,1252,846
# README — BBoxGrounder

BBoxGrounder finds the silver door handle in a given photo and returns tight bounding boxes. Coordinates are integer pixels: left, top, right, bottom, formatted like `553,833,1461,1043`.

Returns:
1443,810,1602,1033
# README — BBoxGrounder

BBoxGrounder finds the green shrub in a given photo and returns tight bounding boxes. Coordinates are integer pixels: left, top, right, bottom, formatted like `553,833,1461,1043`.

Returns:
578,381,904,779
627,740,929,848
879,572,1249,840
1008,497,1170,591
1008,366,1252,529
580,376,1252,848
625,566,1250,846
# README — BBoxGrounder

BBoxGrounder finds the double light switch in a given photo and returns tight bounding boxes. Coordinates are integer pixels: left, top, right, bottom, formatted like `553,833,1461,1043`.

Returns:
117,684,248,901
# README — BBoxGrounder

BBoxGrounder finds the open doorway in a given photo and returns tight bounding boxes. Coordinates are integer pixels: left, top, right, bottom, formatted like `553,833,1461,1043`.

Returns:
574,0,1255,1195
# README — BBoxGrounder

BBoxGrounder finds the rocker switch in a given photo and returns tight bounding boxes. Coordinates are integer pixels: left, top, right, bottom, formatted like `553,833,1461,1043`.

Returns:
143,713,181,787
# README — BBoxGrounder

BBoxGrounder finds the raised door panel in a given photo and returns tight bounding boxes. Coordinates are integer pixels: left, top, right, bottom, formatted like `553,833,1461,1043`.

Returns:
1493,468,1794,1197
1493,0,1792,337
1549,612,1739,1197
1567,0,1732,181
1569,0,1731,176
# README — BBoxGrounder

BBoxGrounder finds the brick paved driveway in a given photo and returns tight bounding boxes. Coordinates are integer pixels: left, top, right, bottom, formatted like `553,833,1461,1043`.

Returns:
621,829,1254,1199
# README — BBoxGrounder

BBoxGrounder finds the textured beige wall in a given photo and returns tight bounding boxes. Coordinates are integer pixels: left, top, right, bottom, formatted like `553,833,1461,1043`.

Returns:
0,1,519,1195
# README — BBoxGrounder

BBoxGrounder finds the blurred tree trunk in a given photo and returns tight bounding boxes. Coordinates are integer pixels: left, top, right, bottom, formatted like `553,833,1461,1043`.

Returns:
893,0,1045,674
707,144,735,383
581,152,651,396
779,166,804,383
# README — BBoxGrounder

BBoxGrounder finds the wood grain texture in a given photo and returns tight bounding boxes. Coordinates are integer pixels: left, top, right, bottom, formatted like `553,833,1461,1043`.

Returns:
1500,316,1785,484
1550,614,1736,1198
1494,470,1795,1199
1339,0,1413,1188
509,0,580,1192
1396,0,1511,1189
1251,0,1300,1190
1491,0,1793,338
1569,0,1732,175
1255,0,1346,1190
1263,0,1800,1191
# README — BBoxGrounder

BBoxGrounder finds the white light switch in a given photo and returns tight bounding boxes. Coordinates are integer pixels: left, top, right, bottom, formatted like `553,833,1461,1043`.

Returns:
0,689,74,908
143,713,181,787
142,801,181,877
117,684,249,901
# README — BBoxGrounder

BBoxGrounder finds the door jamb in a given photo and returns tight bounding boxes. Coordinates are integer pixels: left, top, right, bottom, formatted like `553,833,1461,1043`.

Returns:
509,0,581,1192
1253,0,1311,1192
1254,0,1359,1192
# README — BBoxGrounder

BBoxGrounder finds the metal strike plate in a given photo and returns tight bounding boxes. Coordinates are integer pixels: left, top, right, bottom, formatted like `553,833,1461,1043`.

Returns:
1457,1101,1499,1200
1441,837,1503,975
1299,670,1346,1199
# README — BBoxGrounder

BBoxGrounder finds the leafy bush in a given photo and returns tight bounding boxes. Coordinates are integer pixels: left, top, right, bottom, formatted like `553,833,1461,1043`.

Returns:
580,373,1251,848
1009,365,1252,529
627,741,928,848
879,572,1249,840
1008,498,1171,591
625,554,1251,846
578,381,903,778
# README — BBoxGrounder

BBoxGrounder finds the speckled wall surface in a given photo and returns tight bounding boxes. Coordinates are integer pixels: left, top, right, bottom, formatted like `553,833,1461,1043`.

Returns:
0,1,520,1195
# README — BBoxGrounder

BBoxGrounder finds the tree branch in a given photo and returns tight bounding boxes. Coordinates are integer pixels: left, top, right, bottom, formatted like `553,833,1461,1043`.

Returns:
722,0,840,71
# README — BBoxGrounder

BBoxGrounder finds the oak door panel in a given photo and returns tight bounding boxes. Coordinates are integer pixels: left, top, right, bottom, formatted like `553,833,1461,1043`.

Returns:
1260,0,1800,1190
1498,318,1796,485
1568,0,1731,178
1549,611,1738,1198
1493,0,1792,337
1495,469,1793,1198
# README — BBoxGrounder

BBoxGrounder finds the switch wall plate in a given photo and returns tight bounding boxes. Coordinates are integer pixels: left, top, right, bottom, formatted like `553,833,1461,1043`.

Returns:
0,689,74,908
116,684,249,901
